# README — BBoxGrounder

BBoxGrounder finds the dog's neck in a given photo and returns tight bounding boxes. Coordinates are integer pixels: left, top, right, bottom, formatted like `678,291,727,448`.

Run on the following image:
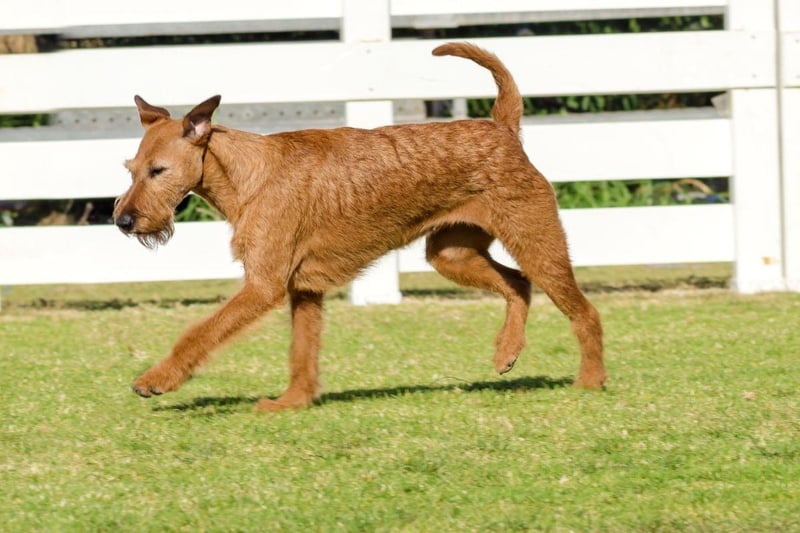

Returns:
192,126,270,225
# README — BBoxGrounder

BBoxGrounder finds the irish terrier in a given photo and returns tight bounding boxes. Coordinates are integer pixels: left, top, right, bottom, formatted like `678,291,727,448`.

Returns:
114,42,606,411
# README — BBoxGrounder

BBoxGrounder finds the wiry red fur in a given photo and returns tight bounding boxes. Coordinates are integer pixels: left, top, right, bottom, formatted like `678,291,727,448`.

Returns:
113,42,606,411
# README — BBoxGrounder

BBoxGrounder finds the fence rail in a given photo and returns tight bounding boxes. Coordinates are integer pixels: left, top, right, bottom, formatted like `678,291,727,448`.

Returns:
1,0,798,300
0,32,775,113
0,0,728,37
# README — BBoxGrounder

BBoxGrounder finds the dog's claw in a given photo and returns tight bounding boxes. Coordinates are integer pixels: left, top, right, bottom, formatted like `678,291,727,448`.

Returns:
495,355,518,375
131,383,164,398
132,385,151,398
131,362,187,398
498,360,516,374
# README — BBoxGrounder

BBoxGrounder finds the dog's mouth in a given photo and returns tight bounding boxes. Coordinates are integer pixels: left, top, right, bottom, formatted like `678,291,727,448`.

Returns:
120,224,175,250
135,226,174,249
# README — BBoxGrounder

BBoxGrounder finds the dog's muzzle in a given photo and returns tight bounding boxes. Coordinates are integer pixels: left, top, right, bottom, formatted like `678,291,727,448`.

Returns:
115,213,135,232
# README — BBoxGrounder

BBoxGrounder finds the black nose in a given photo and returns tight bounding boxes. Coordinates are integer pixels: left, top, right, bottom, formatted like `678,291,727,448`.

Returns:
115,213,135,232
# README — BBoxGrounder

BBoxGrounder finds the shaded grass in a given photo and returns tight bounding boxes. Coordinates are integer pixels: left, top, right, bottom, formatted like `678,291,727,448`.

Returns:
1,262,731,310
1,281,798,531
401,262,731,299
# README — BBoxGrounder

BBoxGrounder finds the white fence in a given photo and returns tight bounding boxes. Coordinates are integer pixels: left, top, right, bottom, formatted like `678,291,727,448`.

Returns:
0,0,798,303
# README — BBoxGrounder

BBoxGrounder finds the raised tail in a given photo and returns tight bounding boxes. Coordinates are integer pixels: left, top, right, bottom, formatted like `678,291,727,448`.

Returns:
432,42,523,135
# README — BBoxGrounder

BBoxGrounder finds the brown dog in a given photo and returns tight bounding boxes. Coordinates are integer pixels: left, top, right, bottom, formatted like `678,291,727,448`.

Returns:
114,42,606,411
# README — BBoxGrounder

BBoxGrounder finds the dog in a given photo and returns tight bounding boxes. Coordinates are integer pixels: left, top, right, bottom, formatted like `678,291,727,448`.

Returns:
113,42,606,411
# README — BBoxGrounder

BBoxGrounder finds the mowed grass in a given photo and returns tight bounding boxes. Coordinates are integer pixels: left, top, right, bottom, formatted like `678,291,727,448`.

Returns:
1,271,799,532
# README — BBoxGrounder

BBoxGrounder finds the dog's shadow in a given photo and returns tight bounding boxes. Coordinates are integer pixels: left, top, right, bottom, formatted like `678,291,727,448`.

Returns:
155,375,573,414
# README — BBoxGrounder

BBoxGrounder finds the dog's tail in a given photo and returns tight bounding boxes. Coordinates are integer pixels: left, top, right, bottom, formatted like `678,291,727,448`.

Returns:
432,42,523,135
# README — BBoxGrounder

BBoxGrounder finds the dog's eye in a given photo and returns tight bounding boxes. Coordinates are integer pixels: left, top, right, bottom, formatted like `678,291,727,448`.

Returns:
149,166,166,178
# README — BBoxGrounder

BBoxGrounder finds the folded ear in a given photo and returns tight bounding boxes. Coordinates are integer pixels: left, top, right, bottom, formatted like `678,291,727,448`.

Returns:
134,95,170,127
183,95,221,143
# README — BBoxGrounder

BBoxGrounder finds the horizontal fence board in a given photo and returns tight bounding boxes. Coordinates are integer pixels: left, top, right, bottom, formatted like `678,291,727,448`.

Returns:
0,113,731,201
0,33,774,113
394,0,727,16
0,222,243,285
399,204,735,272
779,0,800,32
522,112,731,182
0,0,728,36
0,1,342,36
0,138,133,200
1,204,733,286
555,204,734,266
394,0,727,24
783,32,800,86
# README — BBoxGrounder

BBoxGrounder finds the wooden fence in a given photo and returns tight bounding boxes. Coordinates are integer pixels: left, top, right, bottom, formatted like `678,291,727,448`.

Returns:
1,0,798,303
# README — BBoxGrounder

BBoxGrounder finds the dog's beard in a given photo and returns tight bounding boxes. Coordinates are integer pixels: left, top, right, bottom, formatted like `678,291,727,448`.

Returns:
135,222,174,249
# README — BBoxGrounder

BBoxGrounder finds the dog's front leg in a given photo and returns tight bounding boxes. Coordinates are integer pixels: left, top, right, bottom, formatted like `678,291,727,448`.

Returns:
256,290,323,412
132,282,283,397
256,291,323,412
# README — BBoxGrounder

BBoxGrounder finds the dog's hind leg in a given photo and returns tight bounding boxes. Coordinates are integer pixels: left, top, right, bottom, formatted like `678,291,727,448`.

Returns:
492,198,607,389
132,282,283,397
256,290,323,412
426,225,531,374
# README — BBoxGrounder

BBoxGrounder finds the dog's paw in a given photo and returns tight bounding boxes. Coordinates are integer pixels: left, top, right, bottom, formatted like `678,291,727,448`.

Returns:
572,372,607,390
493,334,525,375
494,355,518,375
494,347,522,374
131,363,186,398
254,398,295,413
254,390,316,413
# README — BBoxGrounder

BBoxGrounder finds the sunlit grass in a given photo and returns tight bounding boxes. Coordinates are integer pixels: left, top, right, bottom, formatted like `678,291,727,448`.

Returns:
1,277,798,531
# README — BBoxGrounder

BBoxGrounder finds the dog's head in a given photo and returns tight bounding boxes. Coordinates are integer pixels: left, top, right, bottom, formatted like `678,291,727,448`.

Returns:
113,95,221,248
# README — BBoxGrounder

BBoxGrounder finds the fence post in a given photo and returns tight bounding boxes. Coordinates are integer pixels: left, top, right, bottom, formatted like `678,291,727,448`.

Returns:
343,0,402,305
727,0,786,293
779,0,800,291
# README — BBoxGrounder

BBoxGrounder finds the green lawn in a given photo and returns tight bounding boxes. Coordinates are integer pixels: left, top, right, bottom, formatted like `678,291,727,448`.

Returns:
1,272,798,531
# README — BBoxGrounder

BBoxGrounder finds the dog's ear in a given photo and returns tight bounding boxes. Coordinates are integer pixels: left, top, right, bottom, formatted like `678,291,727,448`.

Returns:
183,95,221,143
134,95,170,127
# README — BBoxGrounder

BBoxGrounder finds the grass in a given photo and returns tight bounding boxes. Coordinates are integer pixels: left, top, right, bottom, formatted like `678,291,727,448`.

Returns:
1,271,799,532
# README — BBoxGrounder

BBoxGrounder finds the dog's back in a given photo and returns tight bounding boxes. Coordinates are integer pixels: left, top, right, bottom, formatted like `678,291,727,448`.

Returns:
263,41,529,203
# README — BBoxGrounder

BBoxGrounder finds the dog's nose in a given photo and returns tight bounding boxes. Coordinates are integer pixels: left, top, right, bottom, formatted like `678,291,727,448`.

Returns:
115,213,135,232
